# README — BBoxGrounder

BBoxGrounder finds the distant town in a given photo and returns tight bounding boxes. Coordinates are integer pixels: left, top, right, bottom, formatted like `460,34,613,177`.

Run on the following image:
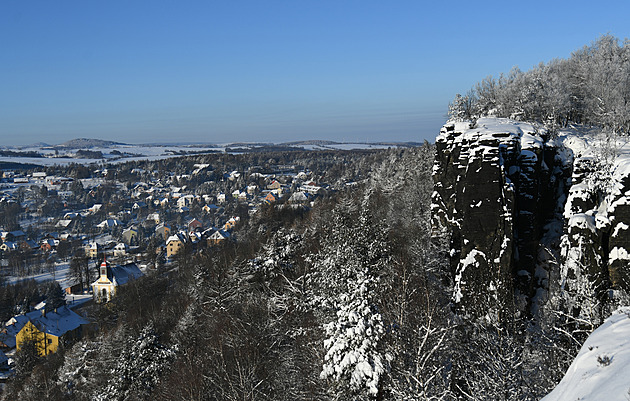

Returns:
0,145,392,379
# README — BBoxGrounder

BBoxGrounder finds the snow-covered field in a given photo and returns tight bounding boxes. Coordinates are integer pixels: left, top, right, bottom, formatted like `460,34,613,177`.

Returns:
0,144,221,166
3,262,92,307
5,262,71,287
0,142,406,167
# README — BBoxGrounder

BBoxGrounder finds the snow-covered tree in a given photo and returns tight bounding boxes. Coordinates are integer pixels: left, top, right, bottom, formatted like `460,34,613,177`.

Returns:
96,323,176,401
314,195,392,398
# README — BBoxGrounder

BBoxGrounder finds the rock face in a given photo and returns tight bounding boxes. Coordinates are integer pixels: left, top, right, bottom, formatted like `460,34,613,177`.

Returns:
430,117,630,322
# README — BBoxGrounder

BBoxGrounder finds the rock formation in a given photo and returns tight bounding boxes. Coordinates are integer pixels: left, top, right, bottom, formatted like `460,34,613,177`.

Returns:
432,117,630,324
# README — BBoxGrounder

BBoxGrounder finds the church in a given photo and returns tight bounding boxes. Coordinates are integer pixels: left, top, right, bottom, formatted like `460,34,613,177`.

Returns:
91,258,144,302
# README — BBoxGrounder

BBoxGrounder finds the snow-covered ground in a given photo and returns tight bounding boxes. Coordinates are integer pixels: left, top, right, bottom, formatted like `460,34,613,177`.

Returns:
5,262,72,287
0,142,406,167
0,144,221,166
3,262,92,307
542,308,630,401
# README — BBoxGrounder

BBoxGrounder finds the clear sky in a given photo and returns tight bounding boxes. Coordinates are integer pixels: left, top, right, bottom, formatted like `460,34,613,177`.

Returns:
2,1,630,146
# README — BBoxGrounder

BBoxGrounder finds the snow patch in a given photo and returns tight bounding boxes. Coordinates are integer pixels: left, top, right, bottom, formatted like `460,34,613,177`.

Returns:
543,308,630,401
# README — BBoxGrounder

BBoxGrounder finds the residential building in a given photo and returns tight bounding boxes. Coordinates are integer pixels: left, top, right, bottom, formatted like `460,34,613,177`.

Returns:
166,234,185,257
13,306,88,356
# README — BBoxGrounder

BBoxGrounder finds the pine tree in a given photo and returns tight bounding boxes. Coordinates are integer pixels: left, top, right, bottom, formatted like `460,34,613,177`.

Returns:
316,195,392,398
96,323,176,401
45,281,66,312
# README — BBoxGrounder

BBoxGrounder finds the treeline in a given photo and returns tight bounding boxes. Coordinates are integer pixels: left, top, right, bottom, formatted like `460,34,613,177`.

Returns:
0,150,42,158
449,34,630,134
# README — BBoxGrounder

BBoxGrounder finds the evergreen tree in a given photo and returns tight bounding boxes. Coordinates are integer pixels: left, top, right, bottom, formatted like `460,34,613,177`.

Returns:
45,281,66,312
316,195,391,398
96,323,176,401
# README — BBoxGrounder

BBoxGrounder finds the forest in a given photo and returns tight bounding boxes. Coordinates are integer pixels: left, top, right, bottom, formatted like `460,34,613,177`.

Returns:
449,34,630,135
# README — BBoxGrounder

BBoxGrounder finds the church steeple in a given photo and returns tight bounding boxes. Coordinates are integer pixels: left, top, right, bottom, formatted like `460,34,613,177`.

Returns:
100,256,109,281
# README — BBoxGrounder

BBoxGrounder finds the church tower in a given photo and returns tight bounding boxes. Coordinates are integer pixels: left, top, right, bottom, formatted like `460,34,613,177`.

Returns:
99,256,109,281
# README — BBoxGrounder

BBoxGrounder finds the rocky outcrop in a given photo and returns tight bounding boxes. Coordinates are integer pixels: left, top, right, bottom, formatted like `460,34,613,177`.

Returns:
433,118,630,324
432,118,568,320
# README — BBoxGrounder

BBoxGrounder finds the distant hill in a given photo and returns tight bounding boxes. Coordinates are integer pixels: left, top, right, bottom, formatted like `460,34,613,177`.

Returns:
282,140,340,146
24,142,51,148
56,138,127,149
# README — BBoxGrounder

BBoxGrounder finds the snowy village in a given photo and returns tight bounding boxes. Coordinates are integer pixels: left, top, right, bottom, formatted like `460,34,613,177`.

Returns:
4,1,630,400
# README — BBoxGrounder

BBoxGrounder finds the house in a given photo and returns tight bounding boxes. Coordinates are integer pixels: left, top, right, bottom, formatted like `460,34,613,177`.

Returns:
227,171,240,181
13,306,89,356
155,223,171,240
91,259,144,303
113,242,128,256
202,204,219,213
187,218,203,232
65,282,84,295
166,234,185,258
19,239,38,251
85,241,100,259
122,227,139,245
96,219,121,229
267,180,281,190
9,230,26,242
224,216,240,231
59,232,74,242
56,219,73,229
217,193,226,203
177,195,195,208
0,242,17,252
147,212,161,224
264,192,278,204
289,191,311,204
300,181,325,195
132,201,147,210
40,238,57,252
88,204,103,213
208,229,230,245
188,231,202,244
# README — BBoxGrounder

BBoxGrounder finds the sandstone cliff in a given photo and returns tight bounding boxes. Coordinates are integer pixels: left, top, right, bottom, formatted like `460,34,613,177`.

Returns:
432,117,629,324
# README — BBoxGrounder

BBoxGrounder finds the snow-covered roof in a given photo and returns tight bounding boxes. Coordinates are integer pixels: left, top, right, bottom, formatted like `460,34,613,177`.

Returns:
209,229,230,240
97,218,121,228
6,306,88,340
166,234,183,244
110,263,143,286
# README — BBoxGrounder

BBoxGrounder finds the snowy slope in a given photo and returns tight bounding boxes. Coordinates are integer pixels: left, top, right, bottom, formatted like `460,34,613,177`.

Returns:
542,308,630,401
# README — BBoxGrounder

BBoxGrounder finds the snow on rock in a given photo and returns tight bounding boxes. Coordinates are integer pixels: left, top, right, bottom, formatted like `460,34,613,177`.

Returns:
543,308,630,401
453,249,485,303
567,214,597,233
433,117,567,320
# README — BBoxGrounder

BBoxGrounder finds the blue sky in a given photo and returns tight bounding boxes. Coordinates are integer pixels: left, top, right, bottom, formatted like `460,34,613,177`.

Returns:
2,1,630,146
